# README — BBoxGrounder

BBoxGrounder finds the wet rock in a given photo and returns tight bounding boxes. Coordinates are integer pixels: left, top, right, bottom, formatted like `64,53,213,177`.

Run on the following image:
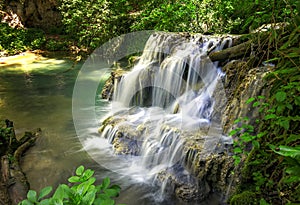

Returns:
101,68,126,100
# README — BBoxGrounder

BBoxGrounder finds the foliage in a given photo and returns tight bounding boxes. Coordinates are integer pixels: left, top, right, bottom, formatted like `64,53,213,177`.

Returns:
131,0,298,34
0,23,46,55
19,165,123,205
230,18,300,203
59,0,133,50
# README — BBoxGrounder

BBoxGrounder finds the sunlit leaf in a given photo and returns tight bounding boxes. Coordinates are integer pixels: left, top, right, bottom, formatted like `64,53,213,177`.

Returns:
27,190,37,203
246,97,255,104
76,165,85,176
38,186,52,200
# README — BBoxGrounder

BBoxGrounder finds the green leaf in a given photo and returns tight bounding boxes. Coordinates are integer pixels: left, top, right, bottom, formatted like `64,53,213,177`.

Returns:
253,101,260,107
50,198,64,205
284,175,300,183
276,104,285,113
252,140,260,149
82,169,94,180
234,147,243,154
295,96,300,106
39,199,51,205
76,165,85,176
279,120,290,130
104,188,120,197
260,198,270,205
233,155,241,166
52,184,70,200
102,177,111,190
275,91,287,102
27,190,37,203
234,119,241,124
82,189,96,205
20,200,34,205
99,198,115,205
264,114,277,120
270,145,300,159
286,134,300,144
257,132,266,138
38,186,52,200
246,97,255,104
68,176,81,183
229,129,237,136
286,166,300,176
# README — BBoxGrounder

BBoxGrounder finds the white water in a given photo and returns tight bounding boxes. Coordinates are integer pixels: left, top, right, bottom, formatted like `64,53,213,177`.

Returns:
83,33,232,202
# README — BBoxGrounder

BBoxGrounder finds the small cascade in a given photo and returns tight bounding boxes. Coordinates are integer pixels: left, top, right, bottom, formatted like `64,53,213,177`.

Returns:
99,32,233,202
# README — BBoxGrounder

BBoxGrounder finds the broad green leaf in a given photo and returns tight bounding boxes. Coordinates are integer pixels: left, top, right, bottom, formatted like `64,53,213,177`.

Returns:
27,190,37,203
276,104,285,113
52,184,70,200
253,101,260,107
38,186,52,200
102,177,111,190
50,198,64,205
68,176,81,183
275,91,286,102
279,120,290,130
76,165,85,176
39,199,51,205
20,200,34,205
82,189,97,205
234,147,242,154
270,145,300,159
82,169,94,180
104,188,120,197
286,103,293,110
246,97,255,104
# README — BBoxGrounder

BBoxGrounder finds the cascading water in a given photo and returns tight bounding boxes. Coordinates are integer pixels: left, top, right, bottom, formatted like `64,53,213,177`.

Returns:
97,32,233,203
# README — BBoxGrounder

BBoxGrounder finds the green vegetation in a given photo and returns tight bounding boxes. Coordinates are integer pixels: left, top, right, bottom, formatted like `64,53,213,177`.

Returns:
1,0,299,52
19,165,123,205
0,23,46,55
229,20,300,204
1,0,299,204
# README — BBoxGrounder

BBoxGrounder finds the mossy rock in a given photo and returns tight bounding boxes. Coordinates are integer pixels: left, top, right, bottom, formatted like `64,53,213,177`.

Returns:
230,191,257,205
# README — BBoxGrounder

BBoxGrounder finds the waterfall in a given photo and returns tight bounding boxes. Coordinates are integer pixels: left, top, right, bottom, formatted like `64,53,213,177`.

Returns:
99,32,232,201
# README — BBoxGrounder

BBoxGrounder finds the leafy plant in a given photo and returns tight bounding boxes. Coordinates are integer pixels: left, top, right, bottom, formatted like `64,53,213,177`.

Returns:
0,23,46,55
19,165,124,205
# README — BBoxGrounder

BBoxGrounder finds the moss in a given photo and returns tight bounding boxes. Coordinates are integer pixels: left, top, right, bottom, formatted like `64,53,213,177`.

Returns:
230,191,257,205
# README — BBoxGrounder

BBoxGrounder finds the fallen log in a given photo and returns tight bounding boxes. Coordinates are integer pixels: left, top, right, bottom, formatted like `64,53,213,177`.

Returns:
209,40,252,62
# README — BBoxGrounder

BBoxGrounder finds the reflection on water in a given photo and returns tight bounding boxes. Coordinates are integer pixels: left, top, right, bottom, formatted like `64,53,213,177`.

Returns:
0,52,91,190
